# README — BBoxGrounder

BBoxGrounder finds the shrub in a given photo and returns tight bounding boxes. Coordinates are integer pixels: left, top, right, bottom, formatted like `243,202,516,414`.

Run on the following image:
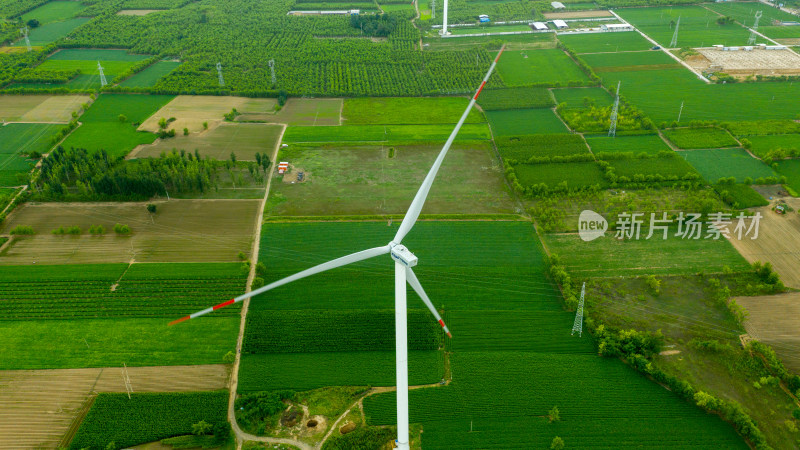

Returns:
548,405,560,423
114,223,131,235
146,204,156,214
551,436,565,450
10,225,34,235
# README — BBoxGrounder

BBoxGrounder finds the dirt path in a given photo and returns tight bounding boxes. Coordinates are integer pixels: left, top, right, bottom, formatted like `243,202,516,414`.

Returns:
227,125,299,450
0,185,26,217
0,365,228,449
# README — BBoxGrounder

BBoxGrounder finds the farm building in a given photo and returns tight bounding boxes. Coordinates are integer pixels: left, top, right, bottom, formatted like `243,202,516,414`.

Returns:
278,161,289,174
532,22,549,31
551,1,565,8
553,19,568,29
601,23,634,32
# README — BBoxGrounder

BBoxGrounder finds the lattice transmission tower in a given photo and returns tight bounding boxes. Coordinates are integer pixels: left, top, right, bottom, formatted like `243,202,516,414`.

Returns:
608,81,621,137
268,59,276,86
669,16,680,48
571,282,586,337
216,62,224,86
122,363,133,399
20,26,31,52
97,61,108,87
748,10,763,46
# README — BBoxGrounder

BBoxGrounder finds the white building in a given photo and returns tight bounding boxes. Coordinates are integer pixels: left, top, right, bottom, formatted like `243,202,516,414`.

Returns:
551,1,565,8
601,23,634,32
531,21,549,31
552,19,568,29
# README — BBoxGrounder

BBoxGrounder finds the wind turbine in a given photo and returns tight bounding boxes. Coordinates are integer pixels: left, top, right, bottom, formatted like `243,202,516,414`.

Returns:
169,46,506,450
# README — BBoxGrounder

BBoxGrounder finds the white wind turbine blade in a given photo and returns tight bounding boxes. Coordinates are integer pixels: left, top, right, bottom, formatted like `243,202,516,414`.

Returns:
393,45,506,245
406,267,451,338
169,245,391,325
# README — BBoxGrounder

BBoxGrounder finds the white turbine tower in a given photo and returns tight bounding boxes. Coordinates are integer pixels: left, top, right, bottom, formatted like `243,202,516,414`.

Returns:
441,0,449,35
170,46,507,450
97,61,108,87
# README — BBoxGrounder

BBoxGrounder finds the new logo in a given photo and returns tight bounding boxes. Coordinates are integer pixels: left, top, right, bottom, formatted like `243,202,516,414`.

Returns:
578,210,607,242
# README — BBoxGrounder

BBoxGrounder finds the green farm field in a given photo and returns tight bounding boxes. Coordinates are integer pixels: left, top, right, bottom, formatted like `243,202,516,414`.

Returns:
616,6,763,48
544,229,751,277
342,97,484,125
775,159,800,193
119,60,181,87
746,134,800,159
496,133,591,160
477,87,554,110
132,122,283,160
0,123,62,186
236,97,338,125
681,148,777,183
21,1,87,25
22,49,152,89
558,31,653,53
609,155,699,179
705,2,800,38
10,18,90,47
586,134,671,156
269,141,514,216
552,86,613,108
581,50,678,69
486,108,568,136
514,161,607,189
496,48,589,86
60,93,173,158
663,127,738,149
282,123,491,143
0,94,90,122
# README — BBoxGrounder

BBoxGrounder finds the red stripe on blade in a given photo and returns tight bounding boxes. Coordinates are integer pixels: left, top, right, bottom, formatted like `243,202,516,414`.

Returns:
494,45,506,63
213,299,235,310
447,331,453,338
438,319,445,328
168,316,191,326
473,81,487,100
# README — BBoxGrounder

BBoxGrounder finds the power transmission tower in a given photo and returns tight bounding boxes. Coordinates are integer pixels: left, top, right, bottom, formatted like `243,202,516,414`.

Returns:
122,363,133,399
97,61,108,87
608,81,621,137
677,100,684,123
669,16,680,48
20,26,31,52
571,282,586,337
216,62,224,86
747,10,763,46
431,0,435,19
268,59,276,86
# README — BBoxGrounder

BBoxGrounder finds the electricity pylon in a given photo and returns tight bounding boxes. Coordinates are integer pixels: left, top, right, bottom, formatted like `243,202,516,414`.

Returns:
571,282,586,337
608,81,621,137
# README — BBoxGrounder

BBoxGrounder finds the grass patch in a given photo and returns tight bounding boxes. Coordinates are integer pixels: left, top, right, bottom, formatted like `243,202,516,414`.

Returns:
514,161,607,189
133,122,283,160
0,123,63,186
497,133,590,160
10,18,90,47
582,50,677,69
282,123,491,143
342,97,484,125
713,183,768,208
663,128,738,149
745,134,800,159
477,87,554,110
552,87,613,109
558,31,653,53
586,134,671,156
681,148,777,183
775,158,800,193
21,1,86,25
486,108,567,136
609,156,699,179
119,60,181,87
496,48,589,86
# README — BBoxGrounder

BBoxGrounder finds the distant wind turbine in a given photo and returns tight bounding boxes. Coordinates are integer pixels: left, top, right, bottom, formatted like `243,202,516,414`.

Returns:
170,46,506,450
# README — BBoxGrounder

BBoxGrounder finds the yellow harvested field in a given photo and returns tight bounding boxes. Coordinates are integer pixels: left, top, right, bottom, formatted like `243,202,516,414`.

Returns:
116,9,162,15
726,200,800,289
139,95,273,133
236,97,342,125
736,293,800,373
0,365,227,449
0,95,90,122
0,199,260,264
544,10,613,19
130,122,284,160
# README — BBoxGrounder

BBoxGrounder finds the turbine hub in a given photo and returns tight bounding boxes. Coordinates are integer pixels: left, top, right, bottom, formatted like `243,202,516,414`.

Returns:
390,244,418,268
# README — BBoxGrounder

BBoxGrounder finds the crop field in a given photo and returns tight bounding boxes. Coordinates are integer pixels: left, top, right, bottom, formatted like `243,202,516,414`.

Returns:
282,123,491,143
681,148,777,183
737,292,800,371
131,122,284,160
609,155,699,179
486,108,568,136
139,95,260,133
0,200,260,264
581,50,678,70
496,49,589,86
9,17,90,47
23,49,151,89
69,391,228,449
663,127,739,149
713,183,768,208
558,31,653,53
705,2,799,32
616,6,761,48
237,98,340,125
0,95,90,123
364,352,747,448
552,86,613,108
775,159,800,192
21,1,86,24
477,87,554,110
746,134,800,159
119,60,181,87
496,133,590,160
759,25,800,39
597,68,800,123
268,142,514,216
515,161,607,189
586,134,671,156
544,229,751,277
342,97,484,125
726,199,800,288
0,123,62,186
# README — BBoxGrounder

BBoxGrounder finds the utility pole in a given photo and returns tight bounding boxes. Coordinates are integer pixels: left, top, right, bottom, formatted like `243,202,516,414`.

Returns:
268,59,276,86
677,100,684,123
571,282,586,337
122,363,133,399
20,26,31,51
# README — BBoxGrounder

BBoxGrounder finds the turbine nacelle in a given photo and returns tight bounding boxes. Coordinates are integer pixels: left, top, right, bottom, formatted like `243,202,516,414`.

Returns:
390,243,418,268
